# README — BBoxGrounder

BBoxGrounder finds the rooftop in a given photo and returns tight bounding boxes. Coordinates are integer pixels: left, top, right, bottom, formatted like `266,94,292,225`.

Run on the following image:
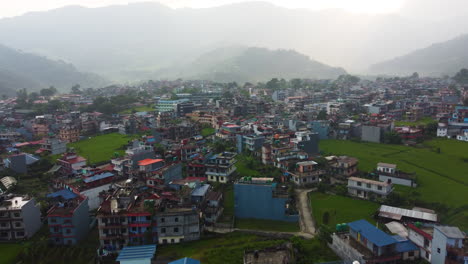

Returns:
168,257,200,264
377,163,397,169
378,205,438,222
349,177,390,187
348,219,397,247
116,244,157,262
435,225,466,239
138,159,164,166
0,196,31,210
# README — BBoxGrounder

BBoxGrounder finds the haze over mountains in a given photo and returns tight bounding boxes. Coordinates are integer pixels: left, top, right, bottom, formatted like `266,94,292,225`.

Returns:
0,1,468,85
0,44,107,96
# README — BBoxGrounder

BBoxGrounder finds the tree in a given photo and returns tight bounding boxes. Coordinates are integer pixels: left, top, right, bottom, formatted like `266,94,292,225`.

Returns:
453,68,468,84
291,78,303,90
317,110,327,120
411,72,419,79
71,84,81,94
266,78,280,91
384,131,402,144
40,86,57,97
322,211,330,225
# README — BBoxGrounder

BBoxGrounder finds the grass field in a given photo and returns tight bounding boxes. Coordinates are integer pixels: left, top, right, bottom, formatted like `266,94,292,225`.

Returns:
395,117,436,127
69,133,138,164
310,192,380,228
320,139,468,229
119,105,154,114
157,232,337,264
235,155,262,177
0,243,23,264
201,127,215,137
235,218,300,232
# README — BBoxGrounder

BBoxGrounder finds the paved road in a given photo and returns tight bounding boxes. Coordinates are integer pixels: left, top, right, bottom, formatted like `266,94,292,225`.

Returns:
296,188,316,235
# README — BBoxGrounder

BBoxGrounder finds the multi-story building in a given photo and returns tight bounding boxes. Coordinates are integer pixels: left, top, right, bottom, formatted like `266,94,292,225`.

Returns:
155,207,200,244
407,223,433,262
234,177,298,222
156,99,189,113
288,160,325,186
58,125,80,143
41,137,67,155
205,152,237,183
431,226,467,264
0,195,42,241
57,152,87,176
376,163,417,187
329,156,359,178
236,134,265,153
47,189,89,245
348,177,393,199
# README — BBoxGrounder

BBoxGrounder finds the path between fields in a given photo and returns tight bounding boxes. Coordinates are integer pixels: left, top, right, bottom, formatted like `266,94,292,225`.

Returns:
296,188,317,236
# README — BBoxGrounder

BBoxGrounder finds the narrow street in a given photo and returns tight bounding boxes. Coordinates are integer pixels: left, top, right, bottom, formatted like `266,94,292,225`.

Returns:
295,188,316,236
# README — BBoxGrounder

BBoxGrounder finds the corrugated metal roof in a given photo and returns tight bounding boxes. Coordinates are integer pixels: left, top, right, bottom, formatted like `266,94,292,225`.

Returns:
116,244,157,261
393,236,418,253
385,221,408,238
47,189,77,200
348,219,397,247
168,257,201,264
191,184,210,197
83,172,114,183
435,226,466,239
379,205,437,222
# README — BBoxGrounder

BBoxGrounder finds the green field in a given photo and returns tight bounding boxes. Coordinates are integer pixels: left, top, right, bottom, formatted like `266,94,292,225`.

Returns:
395,117,436,127
201,127,215,137
0,243,23,264
236,218,300,232
320,139,468,229
119,105,154,114
235,155,262,177
310,192,380,228
69,133,138,164
157,232,337,264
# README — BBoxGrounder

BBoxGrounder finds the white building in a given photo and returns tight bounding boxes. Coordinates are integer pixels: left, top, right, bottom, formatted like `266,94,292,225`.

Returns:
431,226,466,264
347,177,393,199
0,196,42,240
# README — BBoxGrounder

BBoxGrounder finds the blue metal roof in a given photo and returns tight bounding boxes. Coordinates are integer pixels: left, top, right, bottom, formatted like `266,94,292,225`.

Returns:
47,189,77,200
168,257,201,264
191,184,210,197
393,236,418,252
348,219,397,247
83,172,114,183
116,244,157,261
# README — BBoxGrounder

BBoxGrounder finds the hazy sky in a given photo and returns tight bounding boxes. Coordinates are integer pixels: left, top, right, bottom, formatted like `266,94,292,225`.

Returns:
0,0,406,18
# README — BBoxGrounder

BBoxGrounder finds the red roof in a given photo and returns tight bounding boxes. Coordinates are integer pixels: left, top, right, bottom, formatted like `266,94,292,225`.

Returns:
138,159,164,166
407,223,433,240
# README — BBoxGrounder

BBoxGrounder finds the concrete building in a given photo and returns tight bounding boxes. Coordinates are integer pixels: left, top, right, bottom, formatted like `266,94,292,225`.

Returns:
155,207,200,244
376,163,417,187
348,177,393,199
407,223,433,262
431,226,467,264
47,189,90,245
236,134,265,153
329,156,359,178
156,99,189,113
205,152,237,183
0,196,42,240
41,137,67,155
234,177,298,222
288,160,324,186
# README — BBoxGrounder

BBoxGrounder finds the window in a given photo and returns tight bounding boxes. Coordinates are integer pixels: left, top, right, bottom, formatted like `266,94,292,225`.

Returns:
160,218,165,223
437,248,441,254
14,222,21,227
357,182,362,186
366,183,371,188
13,212,20,218
377,186,382,191
162,239,167,244
121,228,126,233
104,240,110,245
409,251,414,257
146,216,151,221
174,217,178,222
171,239,175,243
66,229,71,234
161,228,166,234
174,227,179,232
50,218,57,223
0,222,6,227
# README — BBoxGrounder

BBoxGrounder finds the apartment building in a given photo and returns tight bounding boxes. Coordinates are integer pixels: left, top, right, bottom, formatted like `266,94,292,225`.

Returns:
348,177,393,199
0,195,41,241
205,152,237,183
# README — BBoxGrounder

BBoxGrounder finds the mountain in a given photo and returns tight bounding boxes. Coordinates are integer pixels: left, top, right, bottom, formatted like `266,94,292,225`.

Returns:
157,46,346,82
369,34,468,76
2,2,468,78
0,44,108,95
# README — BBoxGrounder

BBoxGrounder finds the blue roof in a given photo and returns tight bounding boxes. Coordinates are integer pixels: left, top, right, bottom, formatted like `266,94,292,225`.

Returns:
348,219,397,247
83,172,114,183
168,257,201,264
393,236,418,252
191,184,210,197
116,244,157,261
47,189,77,200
